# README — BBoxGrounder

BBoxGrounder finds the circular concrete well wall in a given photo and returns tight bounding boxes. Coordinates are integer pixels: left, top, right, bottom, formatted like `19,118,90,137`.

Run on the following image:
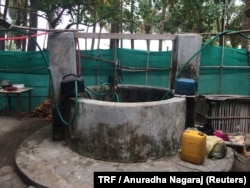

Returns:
65,85,186,162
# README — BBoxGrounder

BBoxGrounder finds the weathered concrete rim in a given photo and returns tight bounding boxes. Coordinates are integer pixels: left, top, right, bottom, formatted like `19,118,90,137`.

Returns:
77,96,183,106
67,85,186,162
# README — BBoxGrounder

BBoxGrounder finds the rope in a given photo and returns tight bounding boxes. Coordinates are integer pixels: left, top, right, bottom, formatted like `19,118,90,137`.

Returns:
0,26,79,126
75,38,81,75
0,31,48,41
145,50,150,85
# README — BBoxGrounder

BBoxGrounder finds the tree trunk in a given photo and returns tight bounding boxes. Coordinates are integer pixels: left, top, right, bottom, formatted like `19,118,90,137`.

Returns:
91,1,96,50
28,0,38,51
0,0,9,50
110,23,119,48
110,0,120,49
242,0,250,49
159,3,167,51
130,0,135,49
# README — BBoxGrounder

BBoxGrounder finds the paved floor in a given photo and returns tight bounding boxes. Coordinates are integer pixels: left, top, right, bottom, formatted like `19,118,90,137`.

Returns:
16,126,235,188
0,116,236,188
0,116,50,188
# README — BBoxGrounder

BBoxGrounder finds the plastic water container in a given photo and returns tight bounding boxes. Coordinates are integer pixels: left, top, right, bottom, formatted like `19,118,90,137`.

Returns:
175,78,197,95
180,129,206,165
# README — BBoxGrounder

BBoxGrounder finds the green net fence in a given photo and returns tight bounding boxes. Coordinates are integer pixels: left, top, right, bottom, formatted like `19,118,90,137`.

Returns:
81,48,171,87
0,45,249,111
199,45,249,95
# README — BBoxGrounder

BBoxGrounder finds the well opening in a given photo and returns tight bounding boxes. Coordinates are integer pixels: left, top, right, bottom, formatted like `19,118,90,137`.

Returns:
85,84,173,102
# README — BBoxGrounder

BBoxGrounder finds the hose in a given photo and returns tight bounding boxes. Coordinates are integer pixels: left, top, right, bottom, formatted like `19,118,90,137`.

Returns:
113,93,120,102
1,27,243,124
85,82,112,98
0,27,78,126
161,90,173,100
84,82,121,102
177,30,234,78
56,81,79,125
1,26,116,121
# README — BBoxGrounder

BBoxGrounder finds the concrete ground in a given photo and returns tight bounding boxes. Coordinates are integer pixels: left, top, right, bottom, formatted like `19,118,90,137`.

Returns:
0,115,236,188
0,116,50,188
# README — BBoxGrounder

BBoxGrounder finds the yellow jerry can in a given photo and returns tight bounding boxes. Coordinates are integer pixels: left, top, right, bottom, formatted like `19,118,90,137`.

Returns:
180,129,206,165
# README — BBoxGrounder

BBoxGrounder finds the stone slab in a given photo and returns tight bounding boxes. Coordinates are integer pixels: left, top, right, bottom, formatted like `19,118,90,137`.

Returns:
15,126,234,188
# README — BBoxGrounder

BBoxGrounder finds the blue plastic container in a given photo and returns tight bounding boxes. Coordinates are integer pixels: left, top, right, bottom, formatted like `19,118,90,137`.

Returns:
175,78,197,95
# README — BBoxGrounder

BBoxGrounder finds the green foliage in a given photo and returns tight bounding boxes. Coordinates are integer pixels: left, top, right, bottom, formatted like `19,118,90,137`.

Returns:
2,0,246,48
166,0,224,33
224,0,245,47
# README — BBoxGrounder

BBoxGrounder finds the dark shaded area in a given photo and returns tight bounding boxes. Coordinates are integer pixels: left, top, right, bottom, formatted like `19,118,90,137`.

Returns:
88,85,173,102
0,117,49,168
